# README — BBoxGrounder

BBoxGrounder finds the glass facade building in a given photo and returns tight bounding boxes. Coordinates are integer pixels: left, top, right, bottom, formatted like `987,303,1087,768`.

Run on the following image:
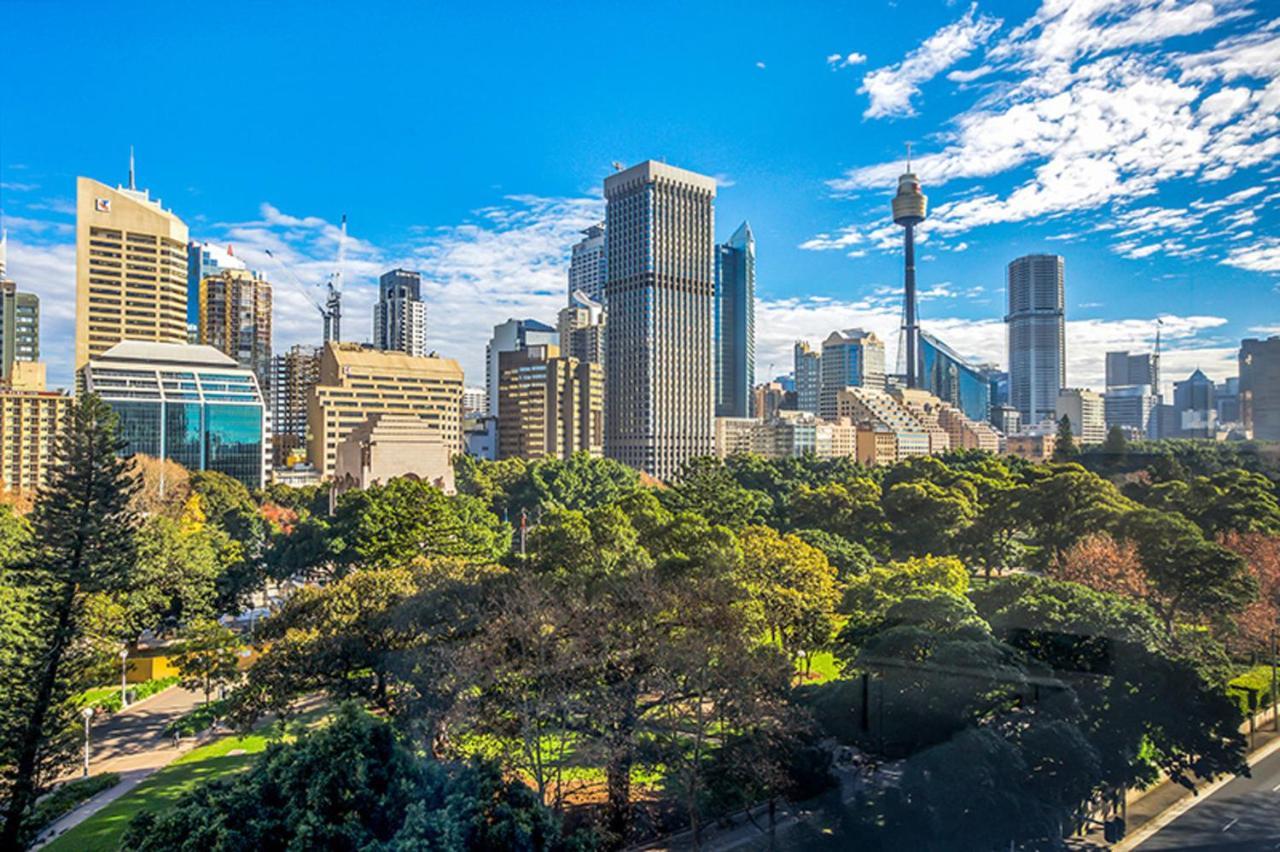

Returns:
81,341,266,489
918,331,991,424
714,221,755,419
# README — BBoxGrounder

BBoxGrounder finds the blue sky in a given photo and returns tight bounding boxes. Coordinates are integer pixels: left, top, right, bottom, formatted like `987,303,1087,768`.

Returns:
2,0,1277,394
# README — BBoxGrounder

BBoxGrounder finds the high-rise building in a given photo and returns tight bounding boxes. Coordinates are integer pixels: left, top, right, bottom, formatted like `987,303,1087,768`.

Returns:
1172,369,1216,438
603,160,717,480
557,290,606,365
187,241,246,327
75,171,188,373
0,271,39,383
752,382,787,421
1006,254,1065,425
892,160,928,388
81,341,267,489
568,222,607,304
1056,388,1106,445
1104,384,1158,438
1241,337,1280,441
0,362,70,494
270,344,320,466
714,221,755,419
1105,351,1156,390
918,331,991,424
462,387,487,418
819,329,886,418
794,341,821,415
373,269,428,358
486,318,557,417
497,343,603,460
1215,377,1241,424
199,267,272,389
307,343,463,479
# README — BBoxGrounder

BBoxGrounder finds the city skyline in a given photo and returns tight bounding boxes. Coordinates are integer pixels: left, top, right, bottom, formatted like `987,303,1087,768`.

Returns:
2,0,1277,395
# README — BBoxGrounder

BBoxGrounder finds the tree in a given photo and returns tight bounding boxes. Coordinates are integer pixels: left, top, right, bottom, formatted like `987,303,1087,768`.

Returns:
1049,532,1149,599
171,618,241,704
1102,425,1129,458
128,454,191,517
1053,414,1078,461
1020,464,1133,567
1220,532,1280,653
1145,470,1280,538
663,456,771,529
0,395,140,848
786,479,888,551
737,525,840,665
837,554,970,658
792,528,876,581
881,478,977,558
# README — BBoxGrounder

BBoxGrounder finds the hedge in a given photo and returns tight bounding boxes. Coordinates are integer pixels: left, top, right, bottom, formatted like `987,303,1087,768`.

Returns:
1227,664,1279,719
78,677,180,714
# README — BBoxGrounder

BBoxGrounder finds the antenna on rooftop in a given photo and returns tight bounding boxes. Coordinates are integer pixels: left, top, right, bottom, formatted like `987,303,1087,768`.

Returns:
128,146,136,191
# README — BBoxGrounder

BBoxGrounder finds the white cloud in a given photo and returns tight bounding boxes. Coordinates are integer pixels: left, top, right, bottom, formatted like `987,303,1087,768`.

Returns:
1222,236,1280,272
756,61,767,69
2,240,76,389
829,51,868,68
857,3,1003,118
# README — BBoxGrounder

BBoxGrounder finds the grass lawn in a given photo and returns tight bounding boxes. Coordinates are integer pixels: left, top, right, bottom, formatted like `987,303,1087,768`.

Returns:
797,651,841,684
42,732,272,852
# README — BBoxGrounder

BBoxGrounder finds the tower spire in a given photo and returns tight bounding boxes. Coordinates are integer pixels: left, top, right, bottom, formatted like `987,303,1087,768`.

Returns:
906,141,912,171
129,146,136,190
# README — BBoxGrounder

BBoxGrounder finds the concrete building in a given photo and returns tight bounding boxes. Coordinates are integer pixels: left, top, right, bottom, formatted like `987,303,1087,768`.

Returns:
270,344,320,466
76,172,188,373
604,160,717,480
334,413,455,495
836,386,929,459
568,222,607,305
936,404,1001,452
1106,351,1157,390
820,329,885,418
486,318,557,416
199,267,272,388
752,382,787,421
0,279,39,383
373,269,428,358
463,415,498,460
1006,254,1065,425
1056,388,1106,445
991,404,1021,436
1215,377,1241,425
714,221,755,418
714,417,758,458
892,387,953,454
1006,432,1056,462
794,341,821,415
497,343,603,461
855,422,899,466
557,290,606,365
1104,384,1158,439
1241,336,1280,441
307,343,463,479
462,387,487,418
187,241,245,327
81,341,267,489
1173,369,1216,438
0,362,70,494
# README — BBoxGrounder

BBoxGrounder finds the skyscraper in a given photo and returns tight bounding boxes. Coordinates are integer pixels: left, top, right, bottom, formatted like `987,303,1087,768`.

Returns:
1056,388,1106,445
604,160,717,480
1006,254,1065,425
0,236,39,382
892,157,927,388
794,341,821,415
187,241,246,327
373,268,428,358
1173,368,1216,438
497,343,603,460
1241,336,1280,441
568,223,607,304
199,267,273,389
819,329,885,419
714,221,755,419
1105,351,1156,390
486,318,558,416
75,168,189,372
918,331,991,424
270,344,320,466
557,290,606,365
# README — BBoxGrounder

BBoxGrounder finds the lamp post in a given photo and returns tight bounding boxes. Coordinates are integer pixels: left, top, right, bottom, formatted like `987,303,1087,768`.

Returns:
120,648,129,709
1271,628,1278,732
81,707,94,778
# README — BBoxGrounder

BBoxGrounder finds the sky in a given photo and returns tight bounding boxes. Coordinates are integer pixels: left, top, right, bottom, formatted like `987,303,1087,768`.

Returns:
1,0,1277,396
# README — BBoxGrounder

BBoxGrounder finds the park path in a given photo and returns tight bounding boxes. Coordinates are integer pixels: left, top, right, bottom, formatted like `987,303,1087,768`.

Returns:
30,686,206,849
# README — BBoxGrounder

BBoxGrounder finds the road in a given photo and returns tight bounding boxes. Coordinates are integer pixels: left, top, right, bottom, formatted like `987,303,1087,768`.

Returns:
65,685,204,777
1135,745,1280,850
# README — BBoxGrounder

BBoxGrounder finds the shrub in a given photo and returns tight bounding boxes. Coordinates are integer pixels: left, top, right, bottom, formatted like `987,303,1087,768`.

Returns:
1227,665,1279,719
164,698,229,737
22,773,120,845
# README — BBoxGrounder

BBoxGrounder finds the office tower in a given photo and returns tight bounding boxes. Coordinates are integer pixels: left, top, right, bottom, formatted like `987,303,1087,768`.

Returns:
497,343,603,460
80,341,266,488
0,362,70,493
486,318,557,416
187,241,246,327
1006,254,1065,424
819,329,886,418
308,343,463,479
604,160,717,480
334,414,456,494
714,221,756,419
918,331,990,424
985,368,1009,412
199,267,272,389
1056,388,1106,444
794,341,821,415
752,382,786,421
558,290,606,365
1104,385,1158,438
75,169,188,373
0,274,39,382
1105,351,1156,390
1172,369,1216,438
892,159,928,387
568,223,607,304
1241,336,1280,441
373,268,428,358
1215,377,1241,424
462,387,487,417
271,344,321,466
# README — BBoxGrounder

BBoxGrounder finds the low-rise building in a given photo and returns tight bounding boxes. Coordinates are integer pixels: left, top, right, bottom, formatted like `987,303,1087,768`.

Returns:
714,417,757,458
334,413,455,495
0,361,70,494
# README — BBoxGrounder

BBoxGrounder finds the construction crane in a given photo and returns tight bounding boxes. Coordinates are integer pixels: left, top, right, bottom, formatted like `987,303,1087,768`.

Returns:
263,214,347,344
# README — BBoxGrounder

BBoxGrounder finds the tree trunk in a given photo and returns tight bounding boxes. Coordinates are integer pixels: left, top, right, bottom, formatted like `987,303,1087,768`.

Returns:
605,747,632,846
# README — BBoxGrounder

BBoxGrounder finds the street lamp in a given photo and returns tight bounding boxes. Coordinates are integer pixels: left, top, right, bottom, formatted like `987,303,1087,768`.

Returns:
120,648,129,709
80,707,93,778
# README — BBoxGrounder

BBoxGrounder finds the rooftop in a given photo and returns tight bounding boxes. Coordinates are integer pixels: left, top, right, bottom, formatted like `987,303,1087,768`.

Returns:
94,341,238,367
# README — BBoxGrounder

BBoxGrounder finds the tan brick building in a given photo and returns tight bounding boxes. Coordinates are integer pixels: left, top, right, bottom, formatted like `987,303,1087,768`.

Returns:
497,344,603,460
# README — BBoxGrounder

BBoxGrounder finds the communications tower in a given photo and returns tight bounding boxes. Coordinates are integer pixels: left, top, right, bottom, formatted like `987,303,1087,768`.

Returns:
892,145,928,388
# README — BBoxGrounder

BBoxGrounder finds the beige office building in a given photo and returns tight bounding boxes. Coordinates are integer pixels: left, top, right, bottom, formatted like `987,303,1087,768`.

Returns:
200,268,272,385
497,344,603,460
0,362,71,494
76,176,188,372
307,343,463,479
1056,388,1106,445
334,413,455,495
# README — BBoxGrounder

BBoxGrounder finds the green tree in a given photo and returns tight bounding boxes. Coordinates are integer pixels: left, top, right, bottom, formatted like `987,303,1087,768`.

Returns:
109,511,224,642
1145,470,1280,538
881,478,977,558
0,395,139,848
792,528,875,581
663,456,771,529
738,525,840,665
1103,424,1129,458
172,618,241,704
786,479,888,551
1053,414,1078,461
1020,464,1133,567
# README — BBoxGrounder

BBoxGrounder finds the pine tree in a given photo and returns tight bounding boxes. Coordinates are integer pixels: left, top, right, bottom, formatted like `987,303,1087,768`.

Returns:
1103,424,1129,458
0,394,140,847
1052,415,1078,462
